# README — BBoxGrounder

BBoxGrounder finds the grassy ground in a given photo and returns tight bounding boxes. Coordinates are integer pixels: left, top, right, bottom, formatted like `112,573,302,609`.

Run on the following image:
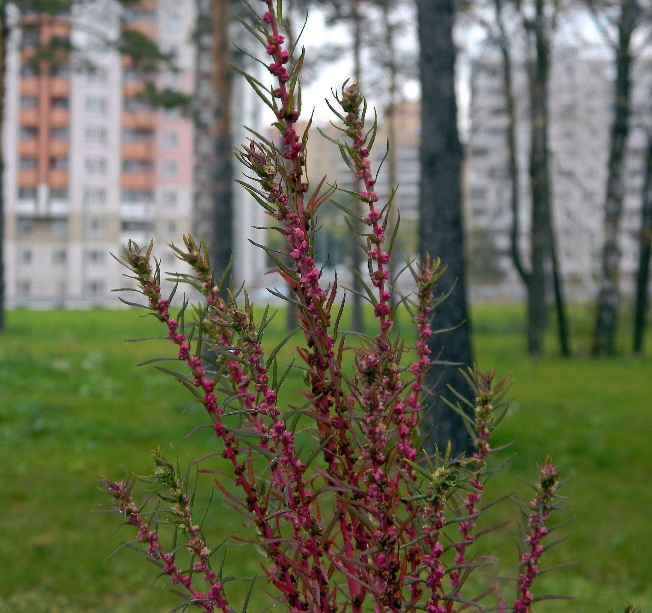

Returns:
0,304,650,612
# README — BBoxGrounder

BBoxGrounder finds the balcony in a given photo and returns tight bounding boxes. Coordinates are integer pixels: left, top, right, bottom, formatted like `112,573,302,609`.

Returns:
49,108,69,126
19,109,39,125
122,112,156,130
123,82,146,98
48,169,68,188
121,141,155,159
50,78,70,97
19,78,39,96
49,140,69,157
120,201,154,220
18,169,38,184
18,140,39,156
120,231,151,246
121,173,155,191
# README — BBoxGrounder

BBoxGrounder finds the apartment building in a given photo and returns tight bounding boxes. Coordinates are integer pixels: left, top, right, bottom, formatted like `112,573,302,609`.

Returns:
3,1,192,308
467,46,652,294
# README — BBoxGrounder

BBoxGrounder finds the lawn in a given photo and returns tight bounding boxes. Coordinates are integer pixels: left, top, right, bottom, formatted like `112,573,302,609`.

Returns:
0,304,650,613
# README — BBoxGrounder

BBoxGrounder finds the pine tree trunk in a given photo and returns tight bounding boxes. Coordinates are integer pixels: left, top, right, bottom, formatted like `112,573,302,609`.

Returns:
211,0,234,294
416,0,473,457
633,134,652,354
525,1,552,356
495,0,528,287
593,0,640,356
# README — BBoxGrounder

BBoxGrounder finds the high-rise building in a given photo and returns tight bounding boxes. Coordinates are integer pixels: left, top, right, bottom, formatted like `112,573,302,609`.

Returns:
3,0,269,309
466,46,651,296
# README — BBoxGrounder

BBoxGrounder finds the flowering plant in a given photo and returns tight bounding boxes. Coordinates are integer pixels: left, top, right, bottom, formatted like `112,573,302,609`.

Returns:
102,1,568,612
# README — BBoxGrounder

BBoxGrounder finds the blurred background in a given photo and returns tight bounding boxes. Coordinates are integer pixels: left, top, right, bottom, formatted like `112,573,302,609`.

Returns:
1,0,652,612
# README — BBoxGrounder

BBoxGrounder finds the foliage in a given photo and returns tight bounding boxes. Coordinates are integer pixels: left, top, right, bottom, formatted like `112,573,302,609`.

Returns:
98,2,575,613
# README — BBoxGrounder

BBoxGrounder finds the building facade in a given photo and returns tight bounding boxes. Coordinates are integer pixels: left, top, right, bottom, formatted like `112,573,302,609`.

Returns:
3,0,268,309
467,47,651,296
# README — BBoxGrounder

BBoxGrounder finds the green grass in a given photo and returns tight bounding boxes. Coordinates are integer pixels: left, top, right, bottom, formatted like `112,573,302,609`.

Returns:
0,305,650,612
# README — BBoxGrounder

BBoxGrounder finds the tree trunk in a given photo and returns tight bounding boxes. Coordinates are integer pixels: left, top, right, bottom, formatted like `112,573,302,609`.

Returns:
633,133,652,354
593,0,640,356
0,4,6,333
416,0,473,457
524,2,553,356
495,0,528,287
349,0,364,333
211,0,234,294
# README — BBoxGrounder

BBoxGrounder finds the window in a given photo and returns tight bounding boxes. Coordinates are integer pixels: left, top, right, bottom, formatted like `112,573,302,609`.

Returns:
124,8,156,23
88,250,105,264
122,189,153,202
83,187,106,205
85,157,107,174
20,31,39,48
51,219,69,237
19,157,38,170
87,66,107,82
166,12,181,29
161,160,178,179
160,220,176,238
51,126,69,140
51,188,69,199
86,217,106,237
122,129,154,143
163,191,177,207
471,187,487,200
86,97,107,113
17,280,31,296
51,97,69,109
122,159,153,173
51,65,70,79
20,64,37,78
85,126,106,143
20,126,38,140
20,96,38,109
123,67,142,83
162,71,179,89
17,218,34,235
50,157,69,171
123,97,149,112
197,134,211,154
20,249,32,264
162,131,179,150
18,187,37,199
52,249,67,264
88,280,105,295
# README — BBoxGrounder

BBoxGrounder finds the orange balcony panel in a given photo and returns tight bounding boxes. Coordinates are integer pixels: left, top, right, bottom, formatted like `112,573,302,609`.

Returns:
125,22,157,39
45,22,71,38
19,109,40,126
50,140,69,157
123,82,146,97
18,140,39,157
121,173,155,191
19,78,40,96
48,170,69,189
50,78,71,97
121,142,155,159
17,176,39,189
122,112,156,130
18,170,38,185
50,109,70,126
20,48,37,63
